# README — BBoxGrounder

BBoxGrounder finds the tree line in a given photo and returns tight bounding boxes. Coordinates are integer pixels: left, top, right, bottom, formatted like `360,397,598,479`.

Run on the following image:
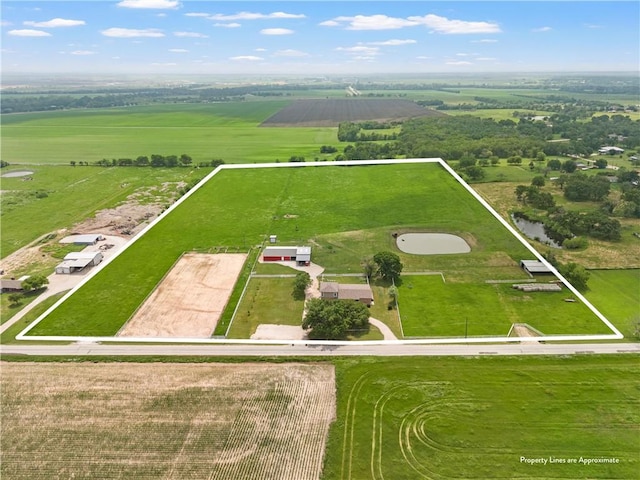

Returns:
73,155,225,169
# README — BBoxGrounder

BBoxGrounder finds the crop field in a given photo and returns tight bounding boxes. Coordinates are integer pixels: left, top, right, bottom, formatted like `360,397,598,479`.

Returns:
260,98,442,127
22,162,614,340
1,102,338,165
322,355,640,480
1,362,336,480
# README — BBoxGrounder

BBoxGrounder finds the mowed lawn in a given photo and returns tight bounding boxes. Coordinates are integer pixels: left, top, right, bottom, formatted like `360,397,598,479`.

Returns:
398,275,611,337
1,102,338,165
586,269,640,339
227,277,305,339
323,355,640,480
27,162,536,337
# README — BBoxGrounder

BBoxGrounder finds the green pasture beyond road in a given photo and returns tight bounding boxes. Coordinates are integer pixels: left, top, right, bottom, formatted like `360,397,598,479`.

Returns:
323,355,639,479
1,102,338,165
26,162,611,339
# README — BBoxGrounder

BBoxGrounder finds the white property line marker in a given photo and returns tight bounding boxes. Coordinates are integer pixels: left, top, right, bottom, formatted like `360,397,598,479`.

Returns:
17,158,623,345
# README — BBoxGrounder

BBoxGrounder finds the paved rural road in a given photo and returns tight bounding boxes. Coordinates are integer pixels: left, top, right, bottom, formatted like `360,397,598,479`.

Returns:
1,342,638,357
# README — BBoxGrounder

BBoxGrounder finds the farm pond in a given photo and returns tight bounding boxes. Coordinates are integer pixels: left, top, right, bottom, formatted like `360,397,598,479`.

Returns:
396,233,471,255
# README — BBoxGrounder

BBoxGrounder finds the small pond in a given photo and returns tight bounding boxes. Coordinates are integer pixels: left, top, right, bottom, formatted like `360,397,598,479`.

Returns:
511,215,561,248
1,170,34,178
396,233,471,255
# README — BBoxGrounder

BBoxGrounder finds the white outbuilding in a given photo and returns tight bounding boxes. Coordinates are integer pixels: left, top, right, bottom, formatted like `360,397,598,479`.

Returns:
55,251,103,274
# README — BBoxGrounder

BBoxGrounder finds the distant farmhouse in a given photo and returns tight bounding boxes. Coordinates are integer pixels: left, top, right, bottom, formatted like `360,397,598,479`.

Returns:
262,246,311,266
319,281,374,307
598,146,625,155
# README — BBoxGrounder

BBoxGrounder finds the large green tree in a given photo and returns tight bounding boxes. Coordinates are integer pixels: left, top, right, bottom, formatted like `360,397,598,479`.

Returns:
373,251,403,282
292,272,311,300
302,298,370,340
21,275,48,292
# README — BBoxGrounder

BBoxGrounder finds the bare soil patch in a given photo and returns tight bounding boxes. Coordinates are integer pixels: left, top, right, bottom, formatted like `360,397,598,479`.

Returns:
251,324,307,340
119,253,247,338
1,362,336,480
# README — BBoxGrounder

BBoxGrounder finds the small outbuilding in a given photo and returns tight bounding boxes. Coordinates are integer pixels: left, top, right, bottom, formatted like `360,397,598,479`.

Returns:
520,260,553,275
60,234,105,245
55,251,103,274
262,246,311,266
0,275,30,292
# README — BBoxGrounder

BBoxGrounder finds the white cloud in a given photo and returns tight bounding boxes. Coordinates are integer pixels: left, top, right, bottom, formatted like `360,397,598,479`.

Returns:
446,60,473,65
323,15,418,30
101,27,164,38
71,50,96,55
477,57,497,61
584,24,604,29
367,39,416,46
185,13,210,17
456,53,470,57
322,14,500,34
1,20,13,27
169,48,188,53
255,48,267,52
24,18,85,28
408,14,501,34
260,28,294,35
337,45,380,56
532,26,552,32
174,31,208,38
274,49,308,57
8,29,51,37
214,23,241,28
472,38,498,43
209,11,305,21
117,0,180,9
157,13,167,17
230,55,263,61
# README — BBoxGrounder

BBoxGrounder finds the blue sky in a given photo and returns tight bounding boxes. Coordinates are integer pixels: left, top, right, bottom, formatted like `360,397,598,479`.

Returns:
1,1,638,74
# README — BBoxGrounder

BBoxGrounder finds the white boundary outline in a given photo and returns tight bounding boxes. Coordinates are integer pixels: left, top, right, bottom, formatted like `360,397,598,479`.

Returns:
17,158,623,345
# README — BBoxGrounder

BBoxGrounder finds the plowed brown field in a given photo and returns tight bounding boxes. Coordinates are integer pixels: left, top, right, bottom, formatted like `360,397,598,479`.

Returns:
118,253,246,338
1,362,336,480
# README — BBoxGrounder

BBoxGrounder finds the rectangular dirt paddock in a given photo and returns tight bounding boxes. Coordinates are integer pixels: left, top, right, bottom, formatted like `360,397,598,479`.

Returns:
118,253,247,337
1,362,336,480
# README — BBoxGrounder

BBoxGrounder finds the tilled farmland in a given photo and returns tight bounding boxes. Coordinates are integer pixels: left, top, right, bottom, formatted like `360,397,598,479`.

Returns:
261,98,442,126
1,362,336,480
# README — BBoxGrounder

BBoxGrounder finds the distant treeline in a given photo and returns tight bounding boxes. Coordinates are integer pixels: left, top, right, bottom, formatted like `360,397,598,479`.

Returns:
71,154,225,168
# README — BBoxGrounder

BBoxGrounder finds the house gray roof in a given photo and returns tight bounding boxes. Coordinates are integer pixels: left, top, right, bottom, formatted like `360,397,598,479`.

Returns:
336,284,373,301
319,281,339,293
520,260,552,274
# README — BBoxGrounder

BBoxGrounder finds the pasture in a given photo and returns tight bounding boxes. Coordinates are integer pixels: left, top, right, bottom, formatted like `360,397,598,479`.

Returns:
398,275,611,338
323,355,639,480
1,362,335,480
23,162,614,340
261,98,440,127
1,102,338,165
585,269,640,339
0,164,205,259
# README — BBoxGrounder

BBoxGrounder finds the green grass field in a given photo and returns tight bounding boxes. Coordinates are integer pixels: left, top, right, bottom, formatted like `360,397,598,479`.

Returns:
398,275,612,337
227,277,305,339
322,355,639,479
585,269,640,339
24,162,616,339
0,164,207,258
1,102,339,165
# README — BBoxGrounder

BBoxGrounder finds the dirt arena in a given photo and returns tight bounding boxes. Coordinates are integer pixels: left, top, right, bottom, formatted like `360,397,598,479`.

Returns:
118,253,246,338
1,362,336,480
